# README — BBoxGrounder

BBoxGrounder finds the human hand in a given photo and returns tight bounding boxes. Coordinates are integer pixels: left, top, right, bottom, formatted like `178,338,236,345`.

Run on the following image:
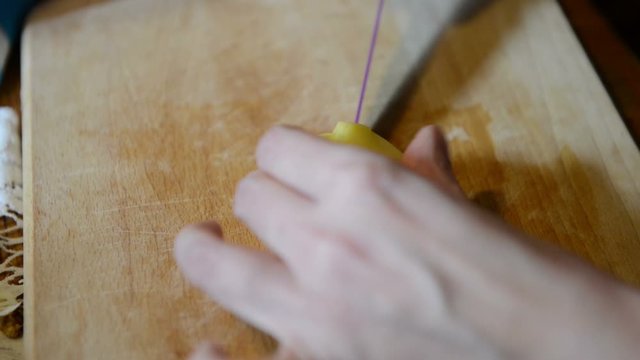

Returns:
175,125,640,359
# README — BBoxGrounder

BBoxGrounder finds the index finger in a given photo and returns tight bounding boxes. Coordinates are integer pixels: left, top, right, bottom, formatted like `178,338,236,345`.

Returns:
256,126,387,198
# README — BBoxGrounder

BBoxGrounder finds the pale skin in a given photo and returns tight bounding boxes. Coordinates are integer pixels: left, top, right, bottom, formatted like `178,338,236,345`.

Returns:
175,125,640,359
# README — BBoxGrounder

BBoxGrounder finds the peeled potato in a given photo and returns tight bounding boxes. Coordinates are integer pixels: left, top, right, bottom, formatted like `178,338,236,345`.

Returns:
322,121,402,160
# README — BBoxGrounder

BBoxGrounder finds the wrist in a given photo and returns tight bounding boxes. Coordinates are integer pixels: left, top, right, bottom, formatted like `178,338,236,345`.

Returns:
463,250,640,360
543,265,640,360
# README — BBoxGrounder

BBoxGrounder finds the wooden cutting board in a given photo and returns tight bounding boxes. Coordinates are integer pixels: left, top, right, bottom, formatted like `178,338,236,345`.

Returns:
22,0,640,359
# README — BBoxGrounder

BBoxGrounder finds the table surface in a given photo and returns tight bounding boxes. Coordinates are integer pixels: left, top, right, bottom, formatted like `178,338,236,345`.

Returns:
2,0,640,358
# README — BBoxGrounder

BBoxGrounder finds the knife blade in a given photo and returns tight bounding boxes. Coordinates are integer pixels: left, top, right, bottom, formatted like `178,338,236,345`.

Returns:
358,0,487,134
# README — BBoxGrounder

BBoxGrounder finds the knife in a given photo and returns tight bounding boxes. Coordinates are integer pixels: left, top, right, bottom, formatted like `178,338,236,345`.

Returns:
324,0,489,157
362,0,488,133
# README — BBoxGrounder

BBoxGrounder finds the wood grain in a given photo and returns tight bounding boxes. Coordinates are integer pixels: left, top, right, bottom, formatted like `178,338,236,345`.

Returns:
387,0,640,280
22,0,640,359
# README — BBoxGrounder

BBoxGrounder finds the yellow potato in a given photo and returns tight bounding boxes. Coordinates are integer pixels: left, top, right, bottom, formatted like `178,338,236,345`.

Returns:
322,121,402,160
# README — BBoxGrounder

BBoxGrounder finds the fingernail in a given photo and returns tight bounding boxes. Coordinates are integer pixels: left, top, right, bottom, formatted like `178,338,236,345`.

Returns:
432,126,454,178
174,222,222,265
189,342,227,360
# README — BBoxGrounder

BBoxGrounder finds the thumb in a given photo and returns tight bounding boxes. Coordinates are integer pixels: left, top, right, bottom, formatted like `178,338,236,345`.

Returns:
402,125,463,197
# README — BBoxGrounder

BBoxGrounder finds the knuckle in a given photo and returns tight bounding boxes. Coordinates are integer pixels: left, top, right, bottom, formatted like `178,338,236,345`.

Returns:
336,157,397,195
309,231,365,278
314,244,348,277
256,126,289,164
234,262,263,293
233,172,261,215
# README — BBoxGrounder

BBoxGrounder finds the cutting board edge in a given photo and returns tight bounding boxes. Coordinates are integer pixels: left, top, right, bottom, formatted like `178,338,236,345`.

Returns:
20,23,37,360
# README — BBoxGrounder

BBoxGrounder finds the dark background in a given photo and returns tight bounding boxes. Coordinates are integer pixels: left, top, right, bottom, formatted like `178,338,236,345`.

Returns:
558,0,640,143
591,0,640,57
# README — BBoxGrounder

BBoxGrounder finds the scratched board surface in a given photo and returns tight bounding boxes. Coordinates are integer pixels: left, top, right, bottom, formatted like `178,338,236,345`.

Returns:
22,0,640,359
